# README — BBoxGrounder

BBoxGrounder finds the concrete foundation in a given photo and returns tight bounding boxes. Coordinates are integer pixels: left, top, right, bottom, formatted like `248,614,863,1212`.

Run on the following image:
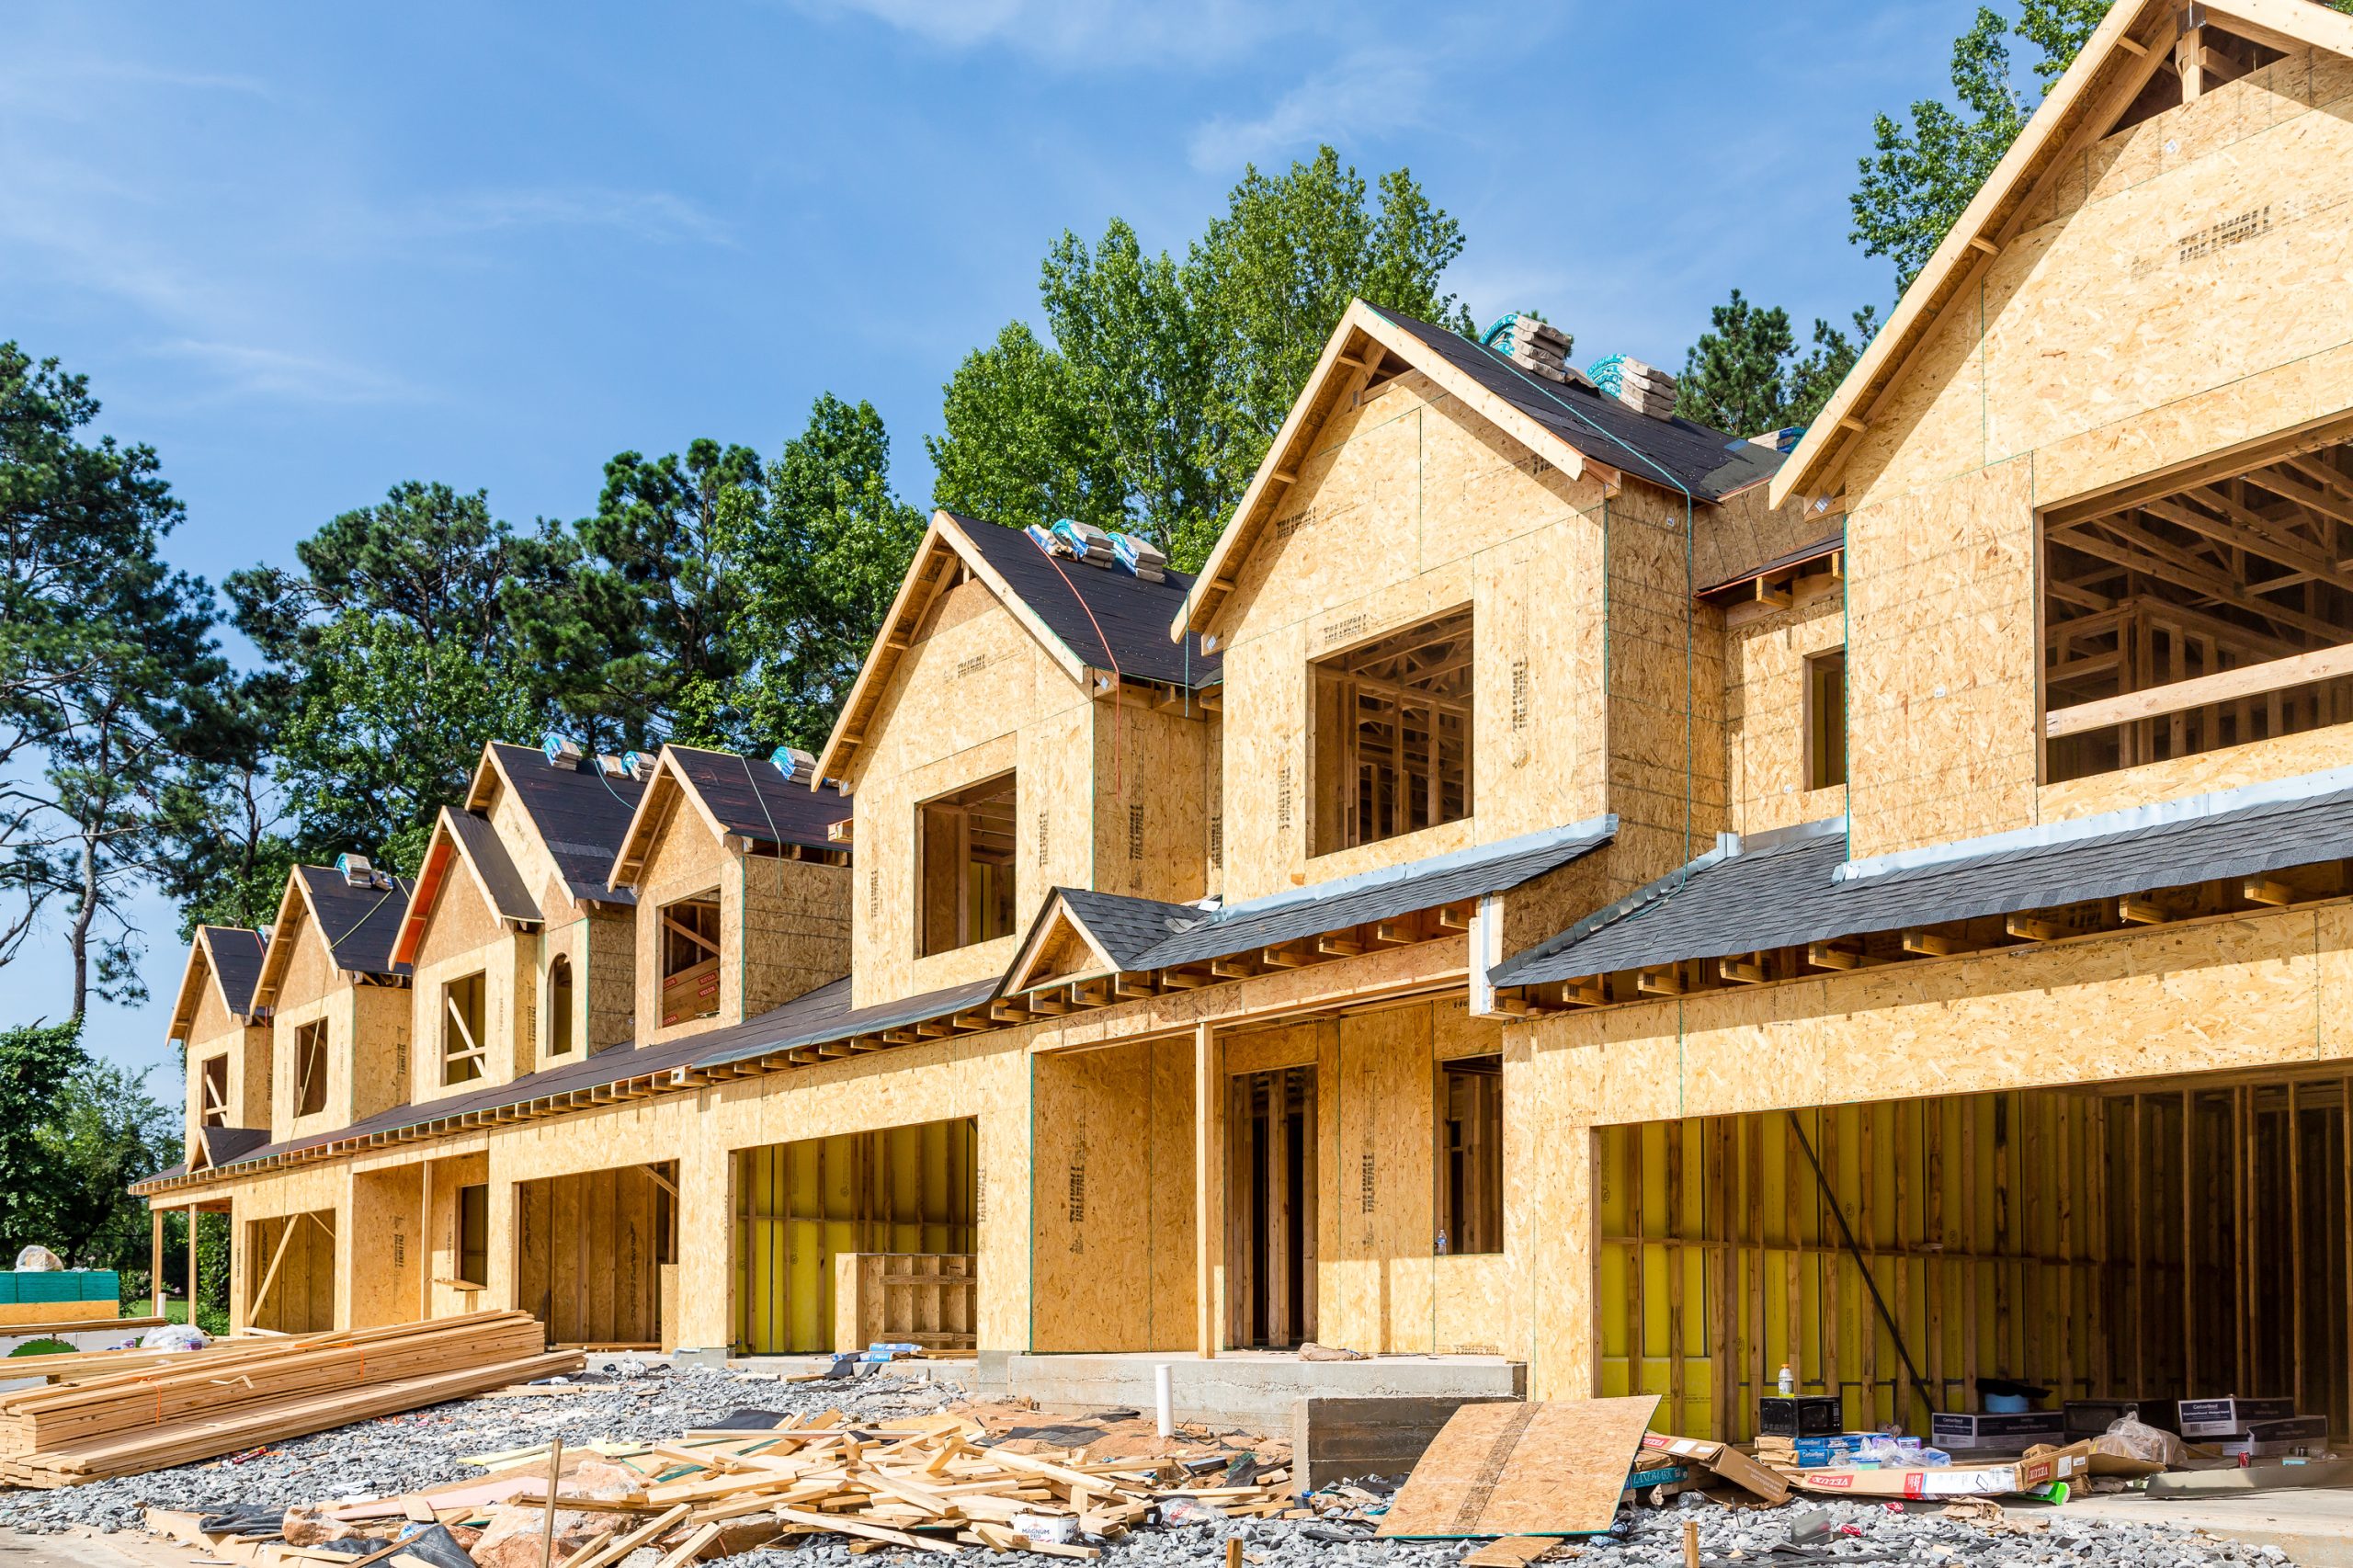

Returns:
987,1350,1526,1432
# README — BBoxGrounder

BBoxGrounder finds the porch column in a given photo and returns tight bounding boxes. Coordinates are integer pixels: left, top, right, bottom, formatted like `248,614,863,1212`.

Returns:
1194,1019,1224,1358
149,1206,165,1319
185,1204,199,1324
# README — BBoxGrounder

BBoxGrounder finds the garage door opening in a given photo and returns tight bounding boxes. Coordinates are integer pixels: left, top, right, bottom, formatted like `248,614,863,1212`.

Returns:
733,1118,977,1355
516,1162,678,1350
1597,1068,2353,1441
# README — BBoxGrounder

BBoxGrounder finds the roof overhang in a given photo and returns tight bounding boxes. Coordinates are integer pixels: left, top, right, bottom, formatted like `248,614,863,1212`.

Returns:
609,745,730,892
1769,0,2353,512
1001,892,1124,996
814,511,1099,789
392,807,542,967
1175,300,1627,643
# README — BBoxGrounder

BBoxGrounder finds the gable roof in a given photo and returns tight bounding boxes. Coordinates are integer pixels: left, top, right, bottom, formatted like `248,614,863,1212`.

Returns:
471,741,647,905
1003,886,1207,994
818,510,1222,786
253,863,415,1005
390,806,544,967
1177,301,1785,638
166,926,268,1040
1769,0,2353,510
609,744,851,888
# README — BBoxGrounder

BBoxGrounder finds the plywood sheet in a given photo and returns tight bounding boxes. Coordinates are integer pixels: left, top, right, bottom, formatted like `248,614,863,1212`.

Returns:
1377,1396,1659,1538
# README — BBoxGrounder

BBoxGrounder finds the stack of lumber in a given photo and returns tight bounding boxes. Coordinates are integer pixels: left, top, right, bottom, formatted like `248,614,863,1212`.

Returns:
1609,356,1677,418
1,1311,578,1488
154,1412,1302,1566
1497,314,1575,383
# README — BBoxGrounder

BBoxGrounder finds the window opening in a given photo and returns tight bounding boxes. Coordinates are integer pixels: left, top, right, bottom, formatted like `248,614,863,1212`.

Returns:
1311,606,1474,856
294,1020,329,1117
547,954,574,1055
442,971,486,1085
2043,430,2353,782
658,893,722,1026
919,772,1017,956
1806,649,1848,790
199,1054,230,1127
1438,1054,1504,1255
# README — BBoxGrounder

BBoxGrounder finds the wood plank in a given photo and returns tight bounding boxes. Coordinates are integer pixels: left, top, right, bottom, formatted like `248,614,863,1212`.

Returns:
2045,641,2353,736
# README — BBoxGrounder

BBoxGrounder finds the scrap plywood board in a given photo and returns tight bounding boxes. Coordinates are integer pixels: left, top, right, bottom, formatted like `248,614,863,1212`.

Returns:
1377,1396,1659,1538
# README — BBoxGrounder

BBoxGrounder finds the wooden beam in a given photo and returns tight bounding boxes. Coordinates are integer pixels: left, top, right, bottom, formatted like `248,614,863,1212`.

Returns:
2243,877,2295,907
1717,956,1766,985
1805,941,1863,971
1901,929,1967,957
1194,1020,1220,1359
2005,915,2063,942
2118,895,2170,926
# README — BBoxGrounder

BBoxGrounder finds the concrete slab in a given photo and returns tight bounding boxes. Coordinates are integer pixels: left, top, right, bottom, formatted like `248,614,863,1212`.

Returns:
2007,1488,2353,1566
991,1350,1525,1432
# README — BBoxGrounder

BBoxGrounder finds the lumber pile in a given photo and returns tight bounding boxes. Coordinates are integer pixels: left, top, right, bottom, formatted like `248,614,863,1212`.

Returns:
153,1411,1301,1566
1,1311,578,1487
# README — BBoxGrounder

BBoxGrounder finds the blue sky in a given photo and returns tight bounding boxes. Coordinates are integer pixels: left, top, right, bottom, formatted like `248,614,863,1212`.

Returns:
1,0,1956,1088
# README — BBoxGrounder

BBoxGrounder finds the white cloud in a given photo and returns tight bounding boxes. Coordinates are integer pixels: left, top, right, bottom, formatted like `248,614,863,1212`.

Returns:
799,0,1298,67
146,339,423,405
1187,50,1430,172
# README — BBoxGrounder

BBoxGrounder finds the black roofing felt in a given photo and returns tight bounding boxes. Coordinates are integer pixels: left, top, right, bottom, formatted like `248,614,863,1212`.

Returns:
297,866,415,978
1379,312,1784,504
447,810,541,925
199,1125,270,1167
1494,782,2353,987
949,514,1222,689
688,975,1000,1071
1047,887,1206,971
201,926,267,1015
488,742,645,903
668,745,849,852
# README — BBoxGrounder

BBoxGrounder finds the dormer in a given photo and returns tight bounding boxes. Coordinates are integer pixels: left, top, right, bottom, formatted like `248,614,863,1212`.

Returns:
392,741,648,1097
1171,301,1818,933
250,859,414,1139
167,926,273,1171
608,744,851,1042
817,510,1221,1009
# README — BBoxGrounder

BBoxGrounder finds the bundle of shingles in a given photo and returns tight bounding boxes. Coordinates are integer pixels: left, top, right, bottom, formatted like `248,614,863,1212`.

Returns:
1,1311,578,1488
1495,314,1578,384
153,1411,1301,1567
1608,356,1678,419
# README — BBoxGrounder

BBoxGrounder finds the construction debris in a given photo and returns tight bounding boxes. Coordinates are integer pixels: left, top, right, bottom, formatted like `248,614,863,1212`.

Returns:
0,1312,578,1488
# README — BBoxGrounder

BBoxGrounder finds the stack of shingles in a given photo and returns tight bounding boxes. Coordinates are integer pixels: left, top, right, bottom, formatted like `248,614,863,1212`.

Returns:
1,1311,577,1488
158,1413,1301,1566
1500,315,1577,383
1610,357,1678,418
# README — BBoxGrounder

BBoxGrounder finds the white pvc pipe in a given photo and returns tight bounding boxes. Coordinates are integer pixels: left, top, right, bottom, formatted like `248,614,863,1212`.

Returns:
1154,1363,1174,1437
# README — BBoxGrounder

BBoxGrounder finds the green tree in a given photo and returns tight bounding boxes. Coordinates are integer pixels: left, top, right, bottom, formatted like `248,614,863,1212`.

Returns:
1852,2,2109,290
0,1018,85,1256
730,395,927,753
539,440,767,751
931,145,1472,571
1677,291,1881,435
226,483,566,872
28,1056,177,1269
0,344,228,1017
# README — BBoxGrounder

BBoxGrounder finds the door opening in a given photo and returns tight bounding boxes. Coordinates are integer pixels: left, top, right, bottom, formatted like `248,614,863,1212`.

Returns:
1227,1066,1317,1348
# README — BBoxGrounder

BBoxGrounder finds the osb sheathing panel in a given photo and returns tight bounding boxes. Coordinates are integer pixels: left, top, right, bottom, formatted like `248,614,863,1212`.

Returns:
224,1165,348,1332
1603,483,1728,883
1833,72,2353,858
347,1165,424,1328
517,1162,671,1346
736,857,852,1016
2037,721,2353,824
1207,368,1617,904
245,1209,339,1334
1845,458,2038,860
1029,1037,1197,1352
484,777,586,925
1089,699,1211,905
183,966,272,1153
420,1149,491,1320
1204,713,1226,901
1724,593,1849,837
409,866,528,1102
847,571,1094,1010
631,798,733,1043
271,982,408,1143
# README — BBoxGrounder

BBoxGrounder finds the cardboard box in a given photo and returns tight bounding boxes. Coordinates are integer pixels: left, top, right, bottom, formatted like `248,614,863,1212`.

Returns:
1757,1395,1843,1437
2218,1415,2328,1460
1640,1434,1791,1505
1797,1442,2095,1500
1929,1412,2065,1453
1791,1433,1913,1468
2063,1397,2177,1438
2177,1398,2296,1438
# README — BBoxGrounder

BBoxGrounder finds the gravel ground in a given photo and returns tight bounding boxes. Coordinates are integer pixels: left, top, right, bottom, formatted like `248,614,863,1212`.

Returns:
0,1369,2309,1567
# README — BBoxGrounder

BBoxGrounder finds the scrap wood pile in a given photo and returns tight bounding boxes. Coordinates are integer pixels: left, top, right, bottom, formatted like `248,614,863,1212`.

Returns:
2,1312,579,1489
151,1408,1304,1567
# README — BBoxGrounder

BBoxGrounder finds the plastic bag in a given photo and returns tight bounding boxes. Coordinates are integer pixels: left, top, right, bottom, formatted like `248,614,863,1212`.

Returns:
12,1244,63,1272
140,1323,210,1351
2097,1415,2186,1468
1158,1496,1227,1526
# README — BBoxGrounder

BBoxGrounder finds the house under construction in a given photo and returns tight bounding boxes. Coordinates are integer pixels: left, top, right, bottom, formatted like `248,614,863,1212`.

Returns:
142,0,2353,1441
